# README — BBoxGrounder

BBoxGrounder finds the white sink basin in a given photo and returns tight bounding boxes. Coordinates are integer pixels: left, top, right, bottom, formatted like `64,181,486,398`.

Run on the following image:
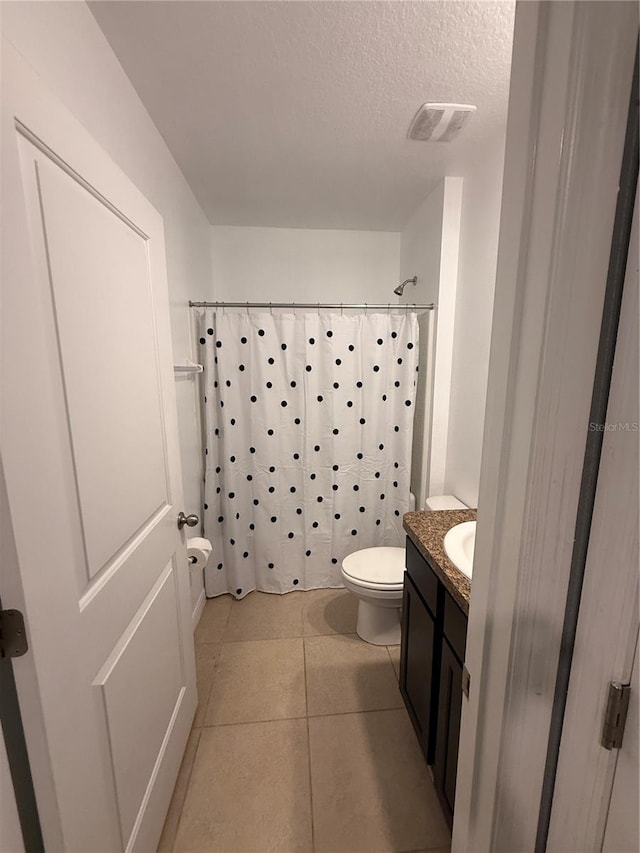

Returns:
443,521,476,579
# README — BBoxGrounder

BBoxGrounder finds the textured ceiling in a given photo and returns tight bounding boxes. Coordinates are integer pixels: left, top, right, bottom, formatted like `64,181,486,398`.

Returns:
90,1,515,230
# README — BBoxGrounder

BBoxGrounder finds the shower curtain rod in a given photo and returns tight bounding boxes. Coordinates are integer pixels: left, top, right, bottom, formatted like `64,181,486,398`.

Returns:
189,301,435,310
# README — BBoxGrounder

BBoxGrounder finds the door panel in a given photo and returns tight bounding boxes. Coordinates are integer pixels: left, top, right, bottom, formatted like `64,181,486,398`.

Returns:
2,47,196,853
35,155,168,581
435,638,463,823
97,564,183,843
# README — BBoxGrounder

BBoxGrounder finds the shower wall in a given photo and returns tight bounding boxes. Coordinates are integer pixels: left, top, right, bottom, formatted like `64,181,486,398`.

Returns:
210,226,400,303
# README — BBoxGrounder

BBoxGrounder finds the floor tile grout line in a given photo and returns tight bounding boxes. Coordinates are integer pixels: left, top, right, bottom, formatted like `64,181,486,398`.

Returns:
198,642,225,726
197,704,407,730
209,635,308,646
199,714,309,729
218,629,358,643
401,845,453,853
200,643,224,704
302,626,309,719
204,630,360,644
168,726,203,853
386,644,402,680
407,845,449,851
306,702,404,720
195,599,233,645
302,629,316,853
220,595,234,639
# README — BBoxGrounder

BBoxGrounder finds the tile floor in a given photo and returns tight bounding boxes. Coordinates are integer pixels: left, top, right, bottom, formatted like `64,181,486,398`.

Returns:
159,589,451,853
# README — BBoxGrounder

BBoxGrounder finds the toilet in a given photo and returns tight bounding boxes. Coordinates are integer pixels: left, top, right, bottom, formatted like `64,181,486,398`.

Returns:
341,494,467,645
341,547,406,645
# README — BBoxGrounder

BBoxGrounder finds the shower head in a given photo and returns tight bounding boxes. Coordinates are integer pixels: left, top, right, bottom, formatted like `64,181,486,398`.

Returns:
394,276,417,297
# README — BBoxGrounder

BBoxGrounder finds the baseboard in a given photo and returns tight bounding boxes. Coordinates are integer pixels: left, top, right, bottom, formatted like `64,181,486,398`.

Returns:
191,587,206,631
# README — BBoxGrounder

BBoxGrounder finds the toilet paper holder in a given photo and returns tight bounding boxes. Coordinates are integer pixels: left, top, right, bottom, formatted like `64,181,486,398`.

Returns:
186,536,213,570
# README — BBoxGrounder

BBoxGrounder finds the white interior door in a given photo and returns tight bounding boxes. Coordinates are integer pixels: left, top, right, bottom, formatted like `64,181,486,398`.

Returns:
1,46,196,852
546,183,639,850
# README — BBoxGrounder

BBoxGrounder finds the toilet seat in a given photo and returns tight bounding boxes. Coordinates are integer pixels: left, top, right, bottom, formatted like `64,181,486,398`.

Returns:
341,546,405,589
340,573,404,592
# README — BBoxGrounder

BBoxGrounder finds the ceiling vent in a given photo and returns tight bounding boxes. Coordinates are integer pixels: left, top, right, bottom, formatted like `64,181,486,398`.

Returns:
407,103,477,142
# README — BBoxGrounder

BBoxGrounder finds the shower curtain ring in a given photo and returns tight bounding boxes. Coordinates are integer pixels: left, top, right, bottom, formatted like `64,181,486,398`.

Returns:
269,301,273,315
365,303,368,315
245,302,249,315
317,302,320,315
341,302,344,316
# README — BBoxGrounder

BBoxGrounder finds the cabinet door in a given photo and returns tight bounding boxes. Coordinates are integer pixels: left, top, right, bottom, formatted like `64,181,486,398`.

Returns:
434,637,463,825
400,572,437,763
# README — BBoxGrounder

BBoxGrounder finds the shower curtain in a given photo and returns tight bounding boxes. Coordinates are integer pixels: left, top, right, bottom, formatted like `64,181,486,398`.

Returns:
200,309,419,598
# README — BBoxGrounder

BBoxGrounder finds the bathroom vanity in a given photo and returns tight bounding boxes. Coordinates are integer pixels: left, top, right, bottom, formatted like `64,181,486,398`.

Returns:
400,509,475,827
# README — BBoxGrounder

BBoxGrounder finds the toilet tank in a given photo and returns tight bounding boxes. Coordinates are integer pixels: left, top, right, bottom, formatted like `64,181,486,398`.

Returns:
424,495,467,511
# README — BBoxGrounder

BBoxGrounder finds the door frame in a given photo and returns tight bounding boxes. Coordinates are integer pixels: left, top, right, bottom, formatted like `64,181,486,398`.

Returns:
546,173,638,849
1,434,40,853
452,2,638,850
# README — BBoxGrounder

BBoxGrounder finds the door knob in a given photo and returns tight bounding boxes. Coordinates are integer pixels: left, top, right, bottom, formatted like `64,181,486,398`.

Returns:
177,512,199,530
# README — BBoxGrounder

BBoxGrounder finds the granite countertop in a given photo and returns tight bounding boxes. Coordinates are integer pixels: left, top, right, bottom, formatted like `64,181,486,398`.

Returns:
403,509,477,615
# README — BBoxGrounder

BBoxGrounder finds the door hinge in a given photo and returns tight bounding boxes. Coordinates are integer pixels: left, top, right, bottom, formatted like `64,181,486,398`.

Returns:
462,664,471,698
601,681,631,750
0,609,28,659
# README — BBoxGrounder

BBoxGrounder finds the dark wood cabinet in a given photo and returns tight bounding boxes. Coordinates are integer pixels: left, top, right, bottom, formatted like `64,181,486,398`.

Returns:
399,572,438,764
400,535,468,827
434,637,464,823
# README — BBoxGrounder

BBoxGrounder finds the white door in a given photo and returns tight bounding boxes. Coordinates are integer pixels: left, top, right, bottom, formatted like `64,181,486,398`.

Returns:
1,46,196,852
546,183,638,850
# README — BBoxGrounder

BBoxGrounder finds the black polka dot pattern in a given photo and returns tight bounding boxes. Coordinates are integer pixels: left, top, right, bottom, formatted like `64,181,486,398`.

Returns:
200,309,418,599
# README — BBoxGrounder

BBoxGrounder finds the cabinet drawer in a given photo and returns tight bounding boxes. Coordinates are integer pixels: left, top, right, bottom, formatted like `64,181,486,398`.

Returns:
405,537,438,616
443,593,467,662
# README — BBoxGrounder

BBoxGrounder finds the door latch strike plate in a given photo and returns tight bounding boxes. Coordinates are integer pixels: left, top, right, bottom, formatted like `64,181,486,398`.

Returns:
0,609,28,659
601,681,631,749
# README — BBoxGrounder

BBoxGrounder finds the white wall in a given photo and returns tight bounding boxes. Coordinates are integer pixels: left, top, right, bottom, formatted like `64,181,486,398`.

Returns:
399,183,445,307
400,178,463,507
1,0,212,616
399,156,504,512
211,226,400,303
399,183,443,506
445,138,505,507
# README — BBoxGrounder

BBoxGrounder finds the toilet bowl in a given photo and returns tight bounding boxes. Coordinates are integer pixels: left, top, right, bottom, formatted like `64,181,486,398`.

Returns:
341,496,468,646
341,547,405,645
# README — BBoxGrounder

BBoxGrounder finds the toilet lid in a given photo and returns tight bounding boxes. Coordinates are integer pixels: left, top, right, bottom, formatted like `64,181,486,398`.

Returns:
341,547,406,586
